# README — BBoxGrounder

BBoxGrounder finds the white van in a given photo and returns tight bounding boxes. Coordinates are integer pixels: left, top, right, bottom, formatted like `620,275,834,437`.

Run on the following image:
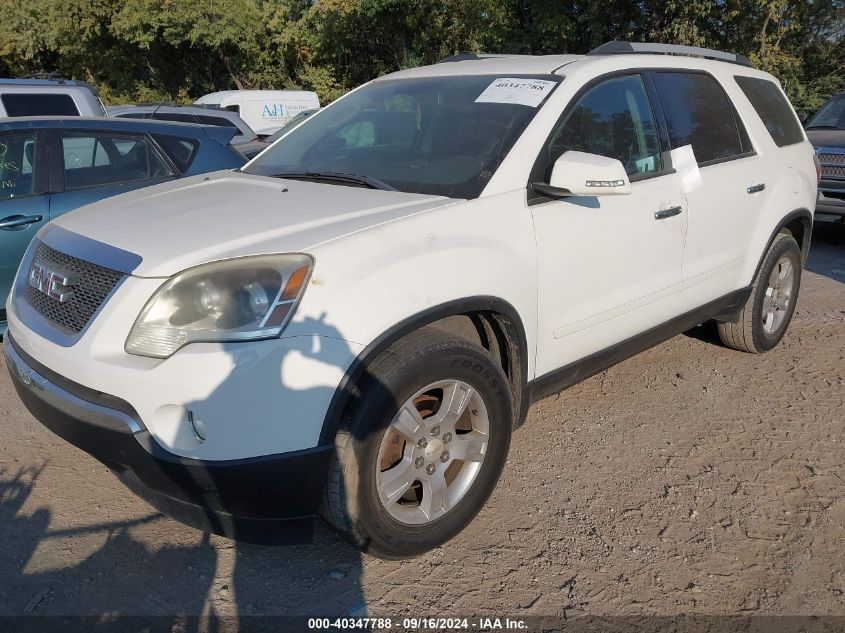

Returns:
194,90,320,136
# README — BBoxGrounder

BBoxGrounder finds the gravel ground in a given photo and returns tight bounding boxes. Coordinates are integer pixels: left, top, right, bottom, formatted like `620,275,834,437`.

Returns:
0,220,843,626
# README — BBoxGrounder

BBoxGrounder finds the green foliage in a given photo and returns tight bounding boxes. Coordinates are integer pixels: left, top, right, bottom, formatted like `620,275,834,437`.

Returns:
0,0,842,112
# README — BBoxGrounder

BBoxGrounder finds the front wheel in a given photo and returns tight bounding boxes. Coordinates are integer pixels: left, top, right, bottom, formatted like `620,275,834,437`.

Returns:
718,232,802,353
321,329,513,559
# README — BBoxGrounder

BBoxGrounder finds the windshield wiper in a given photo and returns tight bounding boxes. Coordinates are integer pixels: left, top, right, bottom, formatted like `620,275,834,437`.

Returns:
805,125,845,130
273,171,396,191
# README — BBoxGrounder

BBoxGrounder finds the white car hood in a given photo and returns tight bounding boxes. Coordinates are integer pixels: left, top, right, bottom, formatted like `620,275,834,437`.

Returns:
49,171,458,277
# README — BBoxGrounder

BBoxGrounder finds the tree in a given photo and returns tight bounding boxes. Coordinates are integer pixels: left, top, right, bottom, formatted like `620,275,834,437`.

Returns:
0,0,841,109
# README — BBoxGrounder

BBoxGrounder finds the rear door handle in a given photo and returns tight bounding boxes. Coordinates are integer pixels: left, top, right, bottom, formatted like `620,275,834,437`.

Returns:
747,183,766,194
0,214,43,231
654,205,683,220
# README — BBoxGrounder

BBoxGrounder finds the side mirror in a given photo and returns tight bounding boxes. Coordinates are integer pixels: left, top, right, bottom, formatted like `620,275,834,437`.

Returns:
797,113,809,125
533,151,632,199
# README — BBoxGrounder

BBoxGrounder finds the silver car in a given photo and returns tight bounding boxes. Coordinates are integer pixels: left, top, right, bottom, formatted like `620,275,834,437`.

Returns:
0,78,107,117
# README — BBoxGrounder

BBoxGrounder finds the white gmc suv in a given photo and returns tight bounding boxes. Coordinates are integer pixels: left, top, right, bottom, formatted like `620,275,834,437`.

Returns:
4,42,819,559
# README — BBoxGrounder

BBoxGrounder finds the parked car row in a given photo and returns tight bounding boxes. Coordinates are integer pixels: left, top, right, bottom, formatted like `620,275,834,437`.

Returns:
0,79,326,334
1,43,822,558
2,78,322,158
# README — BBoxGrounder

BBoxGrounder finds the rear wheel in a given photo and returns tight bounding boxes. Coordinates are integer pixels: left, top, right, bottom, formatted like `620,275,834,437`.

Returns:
321,329,513,559
718,233,801,353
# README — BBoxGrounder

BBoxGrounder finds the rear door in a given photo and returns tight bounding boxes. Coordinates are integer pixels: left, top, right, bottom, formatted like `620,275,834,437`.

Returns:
650,71,764,292
0,129,50,309
49,130,178,218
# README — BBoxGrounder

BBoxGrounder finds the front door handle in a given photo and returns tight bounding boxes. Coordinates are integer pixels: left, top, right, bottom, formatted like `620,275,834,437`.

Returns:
0,214,44,231
654,205,683,220
747,183,766,194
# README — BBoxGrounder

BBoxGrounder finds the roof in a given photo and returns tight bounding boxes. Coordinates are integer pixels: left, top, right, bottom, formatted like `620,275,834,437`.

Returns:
107,104,244,119
378,45,768,82
195,90,319,103
0,116,224,137
0,82,99,95
382,55,583,79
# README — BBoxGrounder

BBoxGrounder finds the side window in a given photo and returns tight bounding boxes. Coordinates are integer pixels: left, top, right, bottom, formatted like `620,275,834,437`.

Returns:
61,132,175,190
0,132,39,199
548,75,662,177
1,93,80,117
652,72,748,165
734,76,804,147
152,135,200,172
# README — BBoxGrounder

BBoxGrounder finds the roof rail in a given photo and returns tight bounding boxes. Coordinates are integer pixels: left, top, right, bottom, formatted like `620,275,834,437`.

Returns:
438,53,518,63
21,71,67,81
588,41,752,68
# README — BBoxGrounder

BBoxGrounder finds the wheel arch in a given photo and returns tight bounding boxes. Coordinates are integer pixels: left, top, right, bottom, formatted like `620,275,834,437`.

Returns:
750,208,813,282
318,296,530,446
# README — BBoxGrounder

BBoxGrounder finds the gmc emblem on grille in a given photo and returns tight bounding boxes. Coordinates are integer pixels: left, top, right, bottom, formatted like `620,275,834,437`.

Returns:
28,262,77,303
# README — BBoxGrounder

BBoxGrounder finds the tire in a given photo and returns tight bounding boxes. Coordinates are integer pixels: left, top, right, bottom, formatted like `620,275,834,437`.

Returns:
321,328,513,559
717,232,802,353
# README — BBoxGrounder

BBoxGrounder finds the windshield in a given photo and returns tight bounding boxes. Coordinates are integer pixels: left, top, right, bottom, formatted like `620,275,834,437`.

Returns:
245,75,560,198
265,109,318,142
806,94,845,130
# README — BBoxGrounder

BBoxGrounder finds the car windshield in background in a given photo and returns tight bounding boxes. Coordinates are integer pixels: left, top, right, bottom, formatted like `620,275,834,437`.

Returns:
806,94,845,130
264,109,318,143
245,75,561,199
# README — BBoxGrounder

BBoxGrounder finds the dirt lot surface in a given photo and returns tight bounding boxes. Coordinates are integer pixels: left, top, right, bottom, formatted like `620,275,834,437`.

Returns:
1,221,843,628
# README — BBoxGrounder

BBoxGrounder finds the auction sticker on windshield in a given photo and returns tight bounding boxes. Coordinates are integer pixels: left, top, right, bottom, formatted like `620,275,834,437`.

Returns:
475,78,557,107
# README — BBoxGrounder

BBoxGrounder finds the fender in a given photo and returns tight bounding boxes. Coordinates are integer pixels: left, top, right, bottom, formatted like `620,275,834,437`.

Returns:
318,296,530,446
751,208,813,280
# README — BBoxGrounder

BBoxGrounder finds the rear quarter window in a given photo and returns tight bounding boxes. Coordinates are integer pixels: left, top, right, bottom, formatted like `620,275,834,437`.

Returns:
652,72,751,165
734,76,804,147
1,93,80,117
152,135,199,172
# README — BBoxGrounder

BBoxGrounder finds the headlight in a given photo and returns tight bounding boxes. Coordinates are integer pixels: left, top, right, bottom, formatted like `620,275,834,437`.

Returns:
125,254,313,359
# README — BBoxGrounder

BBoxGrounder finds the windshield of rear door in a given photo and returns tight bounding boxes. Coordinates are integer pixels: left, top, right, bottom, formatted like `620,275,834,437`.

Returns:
244,75,561,199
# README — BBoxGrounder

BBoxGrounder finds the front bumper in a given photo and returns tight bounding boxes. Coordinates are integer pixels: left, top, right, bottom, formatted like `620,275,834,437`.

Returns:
4,333,333,544
817,180,845,217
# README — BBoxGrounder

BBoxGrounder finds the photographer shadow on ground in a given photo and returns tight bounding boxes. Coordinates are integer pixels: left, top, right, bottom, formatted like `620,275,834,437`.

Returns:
0,313,370,630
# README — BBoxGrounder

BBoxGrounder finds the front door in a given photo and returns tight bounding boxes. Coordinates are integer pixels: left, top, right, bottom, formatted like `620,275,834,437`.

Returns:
0,129,50,311
529,73,689,378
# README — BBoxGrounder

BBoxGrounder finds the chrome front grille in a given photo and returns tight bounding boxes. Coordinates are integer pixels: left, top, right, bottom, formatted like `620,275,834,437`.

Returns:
23,241,125,334
818,152,845,178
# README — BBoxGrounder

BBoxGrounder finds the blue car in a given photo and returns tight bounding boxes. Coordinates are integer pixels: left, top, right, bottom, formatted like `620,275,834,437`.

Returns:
0,117,246,332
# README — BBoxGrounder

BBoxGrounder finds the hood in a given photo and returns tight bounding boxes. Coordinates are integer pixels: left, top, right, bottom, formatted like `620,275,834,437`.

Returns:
806,128,845,149
48,170,457,277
